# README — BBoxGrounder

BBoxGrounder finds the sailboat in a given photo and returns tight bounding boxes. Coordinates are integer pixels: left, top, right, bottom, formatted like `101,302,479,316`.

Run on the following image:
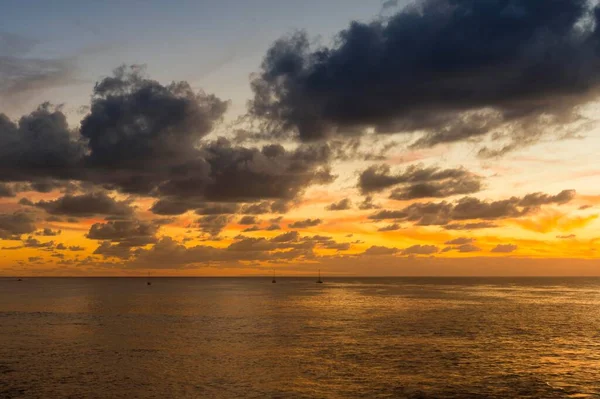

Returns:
272,269,276,284
316,269,323,284
147,272,151,286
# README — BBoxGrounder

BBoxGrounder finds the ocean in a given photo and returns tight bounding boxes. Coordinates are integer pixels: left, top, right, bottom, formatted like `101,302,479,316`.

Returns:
1,277,599,398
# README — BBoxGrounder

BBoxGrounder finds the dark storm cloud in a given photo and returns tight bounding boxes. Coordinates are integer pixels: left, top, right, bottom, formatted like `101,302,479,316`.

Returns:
154,139,334,206
195,203,240,215
325,198,352,211
370,190,575,226
491,244,518,253
26,179,81,194
0,104,84,181
87,220,158,247
34,192,133,217
250,0,600,153
0,212,36,239
240,202,273,215
0,66,335,212
149,199,196,215
81,65,228,170
289,218,322,228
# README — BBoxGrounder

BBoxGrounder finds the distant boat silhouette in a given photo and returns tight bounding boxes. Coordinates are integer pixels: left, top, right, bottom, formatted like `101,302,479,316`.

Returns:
272,269,276,284
17,278,22,282
316,269,323,284
147,272,151,286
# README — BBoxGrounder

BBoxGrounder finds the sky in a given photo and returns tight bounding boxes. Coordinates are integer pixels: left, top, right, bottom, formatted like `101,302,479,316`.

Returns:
1,0,600,276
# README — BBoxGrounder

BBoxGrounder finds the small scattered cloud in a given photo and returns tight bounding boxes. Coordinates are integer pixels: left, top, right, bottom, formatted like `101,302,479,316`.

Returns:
491,244,518,253
325,198,352,211
289,218,322,228
401,245,438,256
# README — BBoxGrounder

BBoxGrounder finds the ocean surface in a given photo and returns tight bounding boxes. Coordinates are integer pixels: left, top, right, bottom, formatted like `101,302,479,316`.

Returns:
1,277,600,399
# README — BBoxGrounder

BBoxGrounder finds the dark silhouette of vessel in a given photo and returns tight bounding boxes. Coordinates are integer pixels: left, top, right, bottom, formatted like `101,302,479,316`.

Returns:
272,270,276,283
316,269,323,284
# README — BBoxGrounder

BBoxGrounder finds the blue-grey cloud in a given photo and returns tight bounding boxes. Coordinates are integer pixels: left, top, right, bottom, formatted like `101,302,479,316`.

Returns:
250,0,600,154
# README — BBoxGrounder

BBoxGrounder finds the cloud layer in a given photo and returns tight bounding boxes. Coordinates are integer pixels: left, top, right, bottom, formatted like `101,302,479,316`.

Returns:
250,0,600,154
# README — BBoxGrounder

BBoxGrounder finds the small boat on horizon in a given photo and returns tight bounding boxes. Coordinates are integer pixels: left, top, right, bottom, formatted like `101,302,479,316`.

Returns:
316,269,323,284
147,272,151,286
272,269,276,284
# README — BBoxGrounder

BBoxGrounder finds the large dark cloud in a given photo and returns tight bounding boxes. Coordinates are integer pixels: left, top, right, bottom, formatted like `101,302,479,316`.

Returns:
157,139,334,202
0,212,36,239
146,139,333,212
369,190,575,226
34,192,133,217
81,65,228,170
87,219,158,247
359,164,482,199
250,0,600,154
0,104,84,181
0,66,336,212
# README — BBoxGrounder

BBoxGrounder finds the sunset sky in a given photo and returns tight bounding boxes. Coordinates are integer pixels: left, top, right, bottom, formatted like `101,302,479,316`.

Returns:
2,0,600,276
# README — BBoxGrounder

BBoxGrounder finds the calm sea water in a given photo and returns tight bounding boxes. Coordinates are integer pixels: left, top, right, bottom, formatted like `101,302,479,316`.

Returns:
1,277,600,398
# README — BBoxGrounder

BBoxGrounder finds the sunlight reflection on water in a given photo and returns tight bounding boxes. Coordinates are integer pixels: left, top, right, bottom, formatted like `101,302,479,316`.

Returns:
0,277,599,398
